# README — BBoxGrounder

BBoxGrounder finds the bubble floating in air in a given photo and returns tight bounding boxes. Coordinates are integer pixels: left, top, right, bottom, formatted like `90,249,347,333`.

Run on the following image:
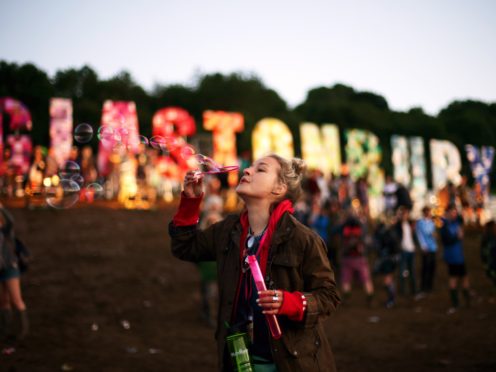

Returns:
74,123,93,143
46,179,80,209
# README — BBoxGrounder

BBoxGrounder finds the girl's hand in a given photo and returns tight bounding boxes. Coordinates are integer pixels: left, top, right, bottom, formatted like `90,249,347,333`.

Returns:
183,171,204,198
257,289,283,315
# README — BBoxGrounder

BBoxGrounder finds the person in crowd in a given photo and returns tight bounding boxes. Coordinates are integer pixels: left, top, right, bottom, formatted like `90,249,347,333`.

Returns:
472,182,486,225
25,146,46,207
355,176,369,215
0,149,13,197
66,146,79,166
0,204,29,344
44,147,59,179
481,220,496,288
416,206,438,293
395,182,413,211
438,181,457,213
197,178,224,327
78,146,99,202
169,154,340,371
200,177,224,223
80,146,97,184
304,169,321,201
293,192,311,226
395,207,418,297
383,175,398,215
440,204,471,313
373,215,400,308
315,169,330,204
337,168,354,210
327,199,343,272
456,176,474,223
338,211,374,306
327,173,340,203
309,199,335,267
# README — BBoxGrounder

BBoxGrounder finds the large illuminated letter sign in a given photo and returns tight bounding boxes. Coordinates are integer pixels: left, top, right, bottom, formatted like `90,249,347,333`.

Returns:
152,107,196,139
345,129,384,196
98,101,140,177
391,135,410,185
409,137,428,203
391,135,427,206
465,144,495,198
252,118,294,160
203,110,243,186
0,97,33,167
300,123,341,176
152,107,196,176
430,139,462,189
49,98,73,167
0,97,33,198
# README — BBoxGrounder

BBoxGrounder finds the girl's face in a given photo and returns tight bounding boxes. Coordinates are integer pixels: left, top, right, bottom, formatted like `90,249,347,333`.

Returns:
236,156,286,201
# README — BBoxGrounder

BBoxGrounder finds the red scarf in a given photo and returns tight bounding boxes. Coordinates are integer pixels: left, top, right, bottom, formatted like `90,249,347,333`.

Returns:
239,199,294,276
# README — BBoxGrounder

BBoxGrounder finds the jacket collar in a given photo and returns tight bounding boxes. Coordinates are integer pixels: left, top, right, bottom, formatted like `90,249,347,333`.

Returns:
229,211,296,248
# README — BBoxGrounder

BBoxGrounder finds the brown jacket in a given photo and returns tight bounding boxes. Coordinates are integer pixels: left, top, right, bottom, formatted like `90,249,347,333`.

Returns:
169,212,340,371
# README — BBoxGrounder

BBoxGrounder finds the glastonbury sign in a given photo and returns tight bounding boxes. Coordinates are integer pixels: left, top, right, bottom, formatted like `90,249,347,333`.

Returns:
0,96,494,203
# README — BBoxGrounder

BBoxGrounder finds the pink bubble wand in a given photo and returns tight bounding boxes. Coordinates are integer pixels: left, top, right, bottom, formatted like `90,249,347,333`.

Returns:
247,255,282,340
191,154,239,180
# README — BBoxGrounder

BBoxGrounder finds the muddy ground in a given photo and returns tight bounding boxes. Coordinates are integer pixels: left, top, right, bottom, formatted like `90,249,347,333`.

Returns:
1,202,495,371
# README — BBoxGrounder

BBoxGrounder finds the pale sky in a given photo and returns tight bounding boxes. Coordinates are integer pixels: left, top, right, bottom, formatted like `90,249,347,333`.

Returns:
1,0,495,115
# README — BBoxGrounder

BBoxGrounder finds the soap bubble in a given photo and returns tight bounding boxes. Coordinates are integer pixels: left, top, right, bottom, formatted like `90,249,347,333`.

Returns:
138,135,149,146
180,145,196,160
149,136,167,151
194,154,221,173
74,123,93,143
70,174,85,186
97,126,115,147
125,134,146,151
46,179,80,209
82,182,104,203
164,136,180,151
193,154,239,174
85,183,104,198
59,161,80,180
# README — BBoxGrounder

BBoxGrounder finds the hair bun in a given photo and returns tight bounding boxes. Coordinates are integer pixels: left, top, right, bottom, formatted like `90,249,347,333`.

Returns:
291,158,307,178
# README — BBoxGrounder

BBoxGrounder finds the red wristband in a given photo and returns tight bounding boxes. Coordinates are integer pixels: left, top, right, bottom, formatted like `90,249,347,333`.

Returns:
279,291,306,321
172,192,203,226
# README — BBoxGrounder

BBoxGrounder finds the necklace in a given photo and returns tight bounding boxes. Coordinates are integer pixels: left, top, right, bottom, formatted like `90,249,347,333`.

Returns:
246,225,268,250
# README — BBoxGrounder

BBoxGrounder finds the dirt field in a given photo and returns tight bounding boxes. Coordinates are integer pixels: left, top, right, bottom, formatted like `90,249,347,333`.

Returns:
1,203,495,372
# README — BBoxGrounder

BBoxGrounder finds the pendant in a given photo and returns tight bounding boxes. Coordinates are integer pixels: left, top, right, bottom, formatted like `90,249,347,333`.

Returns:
246,235,255,249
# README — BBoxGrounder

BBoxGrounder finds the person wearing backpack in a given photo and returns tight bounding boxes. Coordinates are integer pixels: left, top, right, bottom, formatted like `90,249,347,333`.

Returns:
339,211,374,306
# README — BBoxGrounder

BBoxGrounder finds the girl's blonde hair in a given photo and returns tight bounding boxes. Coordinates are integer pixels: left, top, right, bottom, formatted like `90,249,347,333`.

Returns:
267,154,307,204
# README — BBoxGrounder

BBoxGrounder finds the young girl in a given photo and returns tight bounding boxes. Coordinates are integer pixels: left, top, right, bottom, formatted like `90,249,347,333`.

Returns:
169,154,340,371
